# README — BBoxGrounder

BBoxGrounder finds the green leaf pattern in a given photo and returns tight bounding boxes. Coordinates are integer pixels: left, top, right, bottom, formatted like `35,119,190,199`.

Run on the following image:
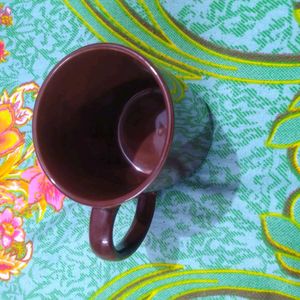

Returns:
266,111,300,148
261,188,300,275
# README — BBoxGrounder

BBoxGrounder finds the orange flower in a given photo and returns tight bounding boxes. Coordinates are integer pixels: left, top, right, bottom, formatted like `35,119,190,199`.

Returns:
1,15,12,26
0,6,12,26
0,104,23,157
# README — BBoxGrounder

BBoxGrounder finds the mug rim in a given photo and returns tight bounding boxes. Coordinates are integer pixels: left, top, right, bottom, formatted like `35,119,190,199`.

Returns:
33,43,174,208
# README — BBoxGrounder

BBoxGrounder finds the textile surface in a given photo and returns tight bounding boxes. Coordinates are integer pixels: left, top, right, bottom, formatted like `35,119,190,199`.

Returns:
0,0,300,299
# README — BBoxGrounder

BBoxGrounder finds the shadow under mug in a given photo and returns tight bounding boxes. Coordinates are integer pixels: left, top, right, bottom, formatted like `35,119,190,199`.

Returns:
33,43,213,261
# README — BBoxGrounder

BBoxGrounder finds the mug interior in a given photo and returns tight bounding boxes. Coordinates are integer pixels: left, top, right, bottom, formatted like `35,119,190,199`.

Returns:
33,44,173,206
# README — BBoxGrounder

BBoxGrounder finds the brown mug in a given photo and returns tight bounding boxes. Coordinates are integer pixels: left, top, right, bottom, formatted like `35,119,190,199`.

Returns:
33,43,213,261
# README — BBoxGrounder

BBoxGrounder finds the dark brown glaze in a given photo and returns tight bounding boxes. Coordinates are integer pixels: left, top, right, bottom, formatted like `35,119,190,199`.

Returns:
90,192,156,260
33,43,173,260
33,43,173,208
118,88,167,175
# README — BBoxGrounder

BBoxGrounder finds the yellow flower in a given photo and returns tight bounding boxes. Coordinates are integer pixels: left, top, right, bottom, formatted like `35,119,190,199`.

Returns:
0,242,32,281
0,104,24,158
0,82,38,126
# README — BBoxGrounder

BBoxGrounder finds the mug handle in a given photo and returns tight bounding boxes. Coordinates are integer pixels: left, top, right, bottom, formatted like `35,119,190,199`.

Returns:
89,192,156,260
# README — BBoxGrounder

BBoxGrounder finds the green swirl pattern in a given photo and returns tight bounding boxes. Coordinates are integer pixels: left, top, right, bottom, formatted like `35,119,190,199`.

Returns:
64,0,300,84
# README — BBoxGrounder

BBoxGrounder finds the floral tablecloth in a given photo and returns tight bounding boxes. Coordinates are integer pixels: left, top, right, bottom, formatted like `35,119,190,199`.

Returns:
0,0,300,299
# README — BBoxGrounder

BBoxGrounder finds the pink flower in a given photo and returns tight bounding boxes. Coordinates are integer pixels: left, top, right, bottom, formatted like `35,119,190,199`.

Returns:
0,208,25,248
0,41,8,62
0,189,14,205
0,189,27,212
13,197,26,212
22,160,65,211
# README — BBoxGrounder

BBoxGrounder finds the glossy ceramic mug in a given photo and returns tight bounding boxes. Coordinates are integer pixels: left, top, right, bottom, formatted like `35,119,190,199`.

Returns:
33,43,213,261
